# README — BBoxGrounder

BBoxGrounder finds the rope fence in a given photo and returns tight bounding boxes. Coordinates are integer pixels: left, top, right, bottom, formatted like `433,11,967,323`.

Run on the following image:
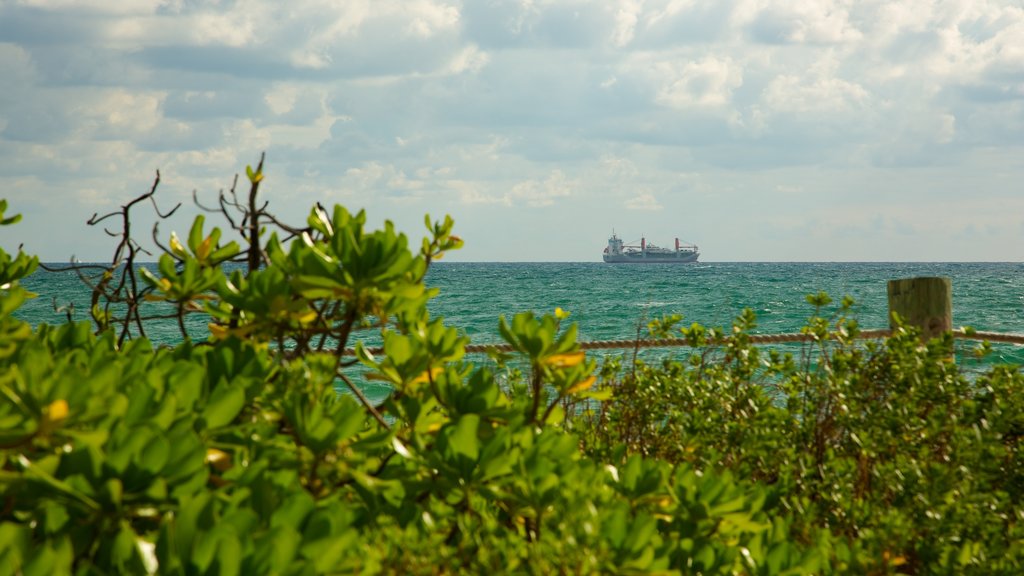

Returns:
345,329,1024,357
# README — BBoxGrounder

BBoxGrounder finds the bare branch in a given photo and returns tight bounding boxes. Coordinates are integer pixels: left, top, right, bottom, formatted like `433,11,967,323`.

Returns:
89,211,122,226
150,195,181,219
217,192,238,230
261,212,309,237
151,222,173,257
192,189,221,213
336,370,390,431
227,174,240,206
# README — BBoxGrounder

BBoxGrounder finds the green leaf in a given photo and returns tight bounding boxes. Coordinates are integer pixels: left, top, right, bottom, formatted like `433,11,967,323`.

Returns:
201,384,245,429
137,432,170,476
189,215,205,254
444,414,480,462
21,543,58,576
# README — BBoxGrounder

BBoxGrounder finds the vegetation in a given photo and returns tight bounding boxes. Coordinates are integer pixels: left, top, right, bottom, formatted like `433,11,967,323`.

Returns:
574,303,1024,573
1,163,1021,574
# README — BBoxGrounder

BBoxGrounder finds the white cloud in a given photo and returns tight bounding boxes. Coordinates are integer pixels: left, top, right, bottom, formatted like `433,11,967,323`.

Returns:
82,89,166,134
611,0,643,47
600,155,639,178
343,162,390,189
446,44,490,75
654,55,743,109
742,0,863,45
1,0,1023,261
14,0,165,15
760,70,868,116
265,113,339,150
625,192,662,211
190,10,259,48
264,85,299,115
936,113,957,144
405,1,461,38
507,170,576,208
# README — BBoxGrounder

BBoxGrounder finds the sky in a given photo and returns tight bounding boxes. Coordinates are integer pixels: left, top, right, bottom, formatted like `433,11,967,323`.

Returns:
0,0,1022,262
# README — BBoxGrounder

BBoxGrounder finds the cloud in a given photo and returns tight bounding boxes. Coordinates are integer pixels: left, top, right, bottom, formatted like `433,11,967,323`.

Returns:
507,170,576,208
760,69,868,116
1,0,1022,262
611,0,643,47
625,192,662,211
654,55,744,110
744,0,863,45
633,1,735,47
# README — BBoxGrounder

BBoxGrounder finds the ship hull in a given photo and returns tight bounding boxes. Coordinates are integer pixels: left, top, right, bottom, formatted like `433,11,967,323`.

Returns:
603,252,699,264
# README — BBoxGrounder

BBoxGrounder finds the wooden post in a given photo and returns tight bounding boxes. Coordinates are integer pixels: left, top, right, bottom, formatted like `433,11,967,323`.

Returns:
887,277,952,342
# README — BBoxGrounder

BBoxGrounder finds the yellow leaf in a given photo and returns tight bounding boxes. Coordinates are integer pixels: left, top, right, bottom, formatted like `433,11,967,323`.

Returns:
568,376,597,394
205,448,231,472
38,399,69,435
207,323,258,341
44,399,69,423
293,309,317,325
544,351,585,369
208,323,228,340
883,551,907,567
169,232,188,258
197,236,213,261
411,367,443,385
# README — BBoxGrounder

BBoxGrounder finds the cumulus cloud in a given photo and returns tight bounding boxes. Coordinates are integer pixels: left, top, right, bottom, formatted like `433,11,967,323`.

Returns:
611,0,643,47
743,0,863,45
625,192,663,211
760,70,868,116
0,0,1022,261
506,170,576,208
654,55,744,110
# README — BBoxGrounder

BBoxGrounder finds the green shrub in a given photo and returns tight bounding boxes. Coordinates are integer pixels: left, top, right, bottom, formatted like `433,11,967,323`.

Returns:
575,297,1024,574
1,167,825,575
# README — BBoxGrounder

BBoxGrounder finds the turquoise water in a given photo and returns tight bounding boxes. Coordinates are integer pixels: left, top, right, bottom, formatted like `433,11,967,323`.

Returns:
16,262,1024,370
426,262,1024,362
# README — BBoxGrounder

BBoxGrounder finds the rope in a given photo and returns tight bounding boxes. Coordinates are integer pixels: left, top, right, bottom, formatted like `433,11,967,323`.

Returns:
342,328,1024,356
956,330,1024,345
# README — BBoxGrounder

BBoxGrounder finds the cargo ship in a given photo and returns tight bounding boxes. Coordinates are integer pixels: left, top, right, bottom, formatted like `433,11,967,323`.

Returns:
602,232,699,263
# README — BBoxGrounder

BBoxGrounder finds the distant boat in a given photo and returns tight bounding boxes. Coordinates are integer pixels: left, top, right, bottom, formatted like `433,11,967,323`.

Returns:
602,232,699,263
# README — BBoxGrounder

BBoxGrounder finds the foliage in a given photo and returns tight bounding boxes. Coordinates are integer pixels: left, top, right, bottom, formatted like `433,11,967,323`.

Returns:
574,295,1024,574
5,161,1022,574
0,165,825,575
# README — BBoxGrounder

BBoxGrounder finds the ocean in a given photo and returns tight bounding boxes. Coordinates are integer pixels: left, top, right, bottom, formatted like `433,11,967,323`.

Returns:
16,262,1024,384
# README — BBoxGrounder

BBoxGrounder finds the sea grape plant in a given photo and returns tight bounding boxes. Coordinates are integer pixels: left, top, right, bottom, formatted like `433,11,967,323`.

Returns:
0,163,828,575
6,156,1021,574
574,295,1024,574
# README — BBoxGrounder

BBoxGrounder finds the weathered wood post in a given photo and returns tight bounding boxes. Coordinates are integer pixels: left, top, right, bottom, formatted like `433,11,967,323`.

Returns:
887,277,952,342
